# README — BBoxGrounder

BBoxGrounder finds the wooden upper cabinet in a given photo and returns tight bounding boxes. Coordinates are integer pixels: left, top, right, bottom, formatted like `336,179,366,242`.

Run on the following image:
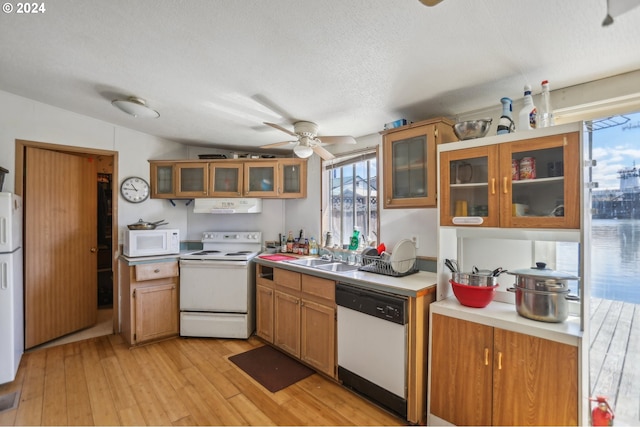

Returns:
175,162,208,197
209,162,243,197
278,158,307,198
149,158,307,199
439,131,580,229
149,161,176,199
382,117,457,208
244,161,279,197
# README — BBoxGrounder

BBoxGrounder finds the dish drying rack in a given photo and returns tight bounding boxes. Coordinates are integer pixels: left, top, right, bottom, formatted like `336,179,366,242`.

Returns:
358,255,418,277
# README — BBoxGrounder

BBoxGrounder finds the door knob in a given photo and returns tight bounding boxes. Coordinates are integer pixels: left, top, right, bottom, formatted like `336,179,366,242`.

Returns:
90,247,97,253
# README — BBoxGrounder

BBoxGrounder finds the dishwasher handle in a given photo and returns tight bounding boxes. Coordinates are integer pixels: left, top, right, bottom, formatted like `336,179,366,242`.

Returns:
336,283,407,325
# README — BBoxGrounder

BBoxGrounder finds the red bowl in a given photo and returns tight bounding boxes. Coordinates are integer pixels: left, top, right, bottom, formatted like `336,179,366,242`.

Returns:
450,280,498,308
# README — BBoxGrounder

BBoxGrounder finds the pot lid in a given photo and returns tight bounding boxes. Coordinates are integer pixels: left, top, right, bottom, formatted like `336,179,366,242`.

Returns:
508,262,579,280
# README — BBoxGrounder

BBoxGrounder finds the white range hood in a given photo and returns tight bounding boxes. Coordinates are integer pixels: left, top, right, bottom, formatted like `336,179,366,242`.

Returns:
193,198,262,214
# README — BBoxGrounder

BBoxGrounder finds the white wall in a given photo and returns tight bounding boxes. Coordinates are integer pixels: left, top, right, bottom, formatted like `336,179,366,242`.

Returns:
0,90,190,244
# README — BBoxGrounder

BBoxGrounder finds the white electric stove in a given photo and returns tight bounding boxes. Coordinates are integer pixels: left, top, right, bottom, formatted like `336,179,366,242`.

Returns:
179,231,261,339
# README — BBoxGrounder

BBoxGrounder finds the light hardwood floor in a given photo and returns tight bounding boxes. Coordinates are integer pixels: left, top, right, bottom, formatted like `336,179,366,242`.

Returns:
0,334,406,426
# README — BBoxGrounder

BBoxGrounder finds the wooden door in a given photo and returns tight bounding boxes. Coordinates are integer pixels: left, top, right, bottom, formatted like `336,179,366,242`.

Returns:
430,314,493,426
24,147,98,348
492,329,578,426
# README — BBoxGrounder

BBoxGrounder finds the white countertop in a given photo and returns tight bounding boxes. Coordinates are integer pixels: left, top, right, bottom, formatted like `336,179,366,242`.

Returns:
253,256,437,298
431,297,582,346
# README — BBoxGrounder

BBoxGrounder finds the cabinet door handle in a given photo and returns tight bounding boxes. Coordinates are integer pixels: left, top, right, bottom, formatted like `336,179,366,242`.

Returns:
498,351,503,370
484,348,489,366
491,178,496,195
502,177,508,194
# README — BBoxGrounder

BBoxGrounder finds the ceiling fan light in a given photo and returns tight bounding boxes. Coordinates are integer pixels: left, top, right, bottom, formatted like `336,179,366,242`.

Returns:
293,144,314,158
111,96,160,118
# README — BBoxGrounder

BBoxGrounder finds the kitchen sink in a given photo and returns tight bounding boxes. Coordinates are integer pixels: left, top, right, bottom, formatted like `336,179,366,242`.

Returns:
286,258,334,267
313,262,360,272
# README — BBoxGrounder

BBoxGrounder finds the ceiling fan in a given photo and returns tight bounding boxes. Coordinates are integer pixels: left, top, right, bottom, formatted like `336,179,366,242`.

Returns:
260,121,356,160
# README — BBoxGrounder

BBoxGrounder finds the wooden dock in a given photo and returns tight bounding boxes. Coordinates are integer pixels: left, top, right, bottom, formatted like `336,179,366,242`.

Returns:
590,298,640,426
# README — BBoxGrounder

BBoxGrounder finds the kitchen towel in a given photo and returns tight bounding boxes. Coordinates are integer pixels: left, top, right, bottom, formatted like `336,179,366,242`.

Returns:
258,254,298,261
229,345,314,393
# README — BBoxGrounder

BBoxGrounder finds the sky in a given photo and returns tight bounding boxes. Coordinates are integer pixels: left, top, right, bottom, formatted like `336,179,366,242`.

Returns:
591,110,640,190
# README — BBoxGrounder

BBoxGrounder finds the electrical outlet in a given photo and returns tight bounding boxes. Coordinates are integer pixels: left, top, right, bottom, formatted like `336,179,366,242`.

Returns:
411,236,419,248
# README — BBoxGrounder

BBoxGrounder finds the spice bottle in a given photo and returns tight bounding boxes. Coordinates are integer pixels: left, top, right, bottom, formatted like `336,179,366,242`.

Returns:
286,231,294,253
518,85,537,131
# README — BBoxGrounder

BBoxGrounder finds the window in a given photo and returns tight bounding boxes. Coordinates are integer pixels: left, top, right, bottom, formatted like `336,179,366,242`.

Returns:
322,148,378,248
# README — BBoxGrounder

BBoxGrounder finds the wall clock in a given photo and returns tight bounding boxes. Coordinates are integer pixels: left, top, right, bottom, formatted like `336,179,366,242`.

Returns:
120,176,150,203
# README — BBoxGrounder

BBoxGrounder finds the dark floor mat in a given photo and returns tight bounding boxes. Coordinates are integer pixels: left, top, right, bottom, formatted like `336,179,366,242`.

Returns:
229,345,314,393
0,390,20,414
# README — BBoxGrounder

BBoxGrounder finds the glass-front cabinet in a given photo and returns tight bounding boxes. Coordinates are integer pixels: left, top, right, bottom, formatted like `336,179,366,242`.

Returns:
150,162,175,199
209,162,243,197
150,158,307,199
278,159,307,198
245,161,278,197
440,145,500,227
382,117,457,208
175,162,208,198
440,131,580,229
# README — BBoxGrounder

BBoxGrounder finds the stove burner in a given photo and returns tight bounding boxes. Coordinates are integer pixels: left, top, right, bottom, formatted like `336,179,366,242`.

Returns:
190,250,221,256
226,251,252,256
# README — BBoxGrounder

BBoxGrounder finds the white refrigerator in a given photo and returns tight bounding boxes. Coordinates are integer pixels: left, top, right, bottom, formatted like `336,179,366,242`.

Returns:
0,192,23,384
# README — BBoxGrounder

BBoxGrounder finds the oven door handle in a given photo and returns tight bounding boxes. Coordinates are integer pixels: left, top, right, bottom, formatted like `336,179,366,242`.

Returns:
179,259,249,268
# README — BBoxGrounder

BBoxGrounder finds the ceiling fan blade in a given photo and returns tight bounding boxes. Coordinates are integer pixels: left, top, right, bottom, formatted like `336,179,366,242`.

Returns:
317,135,357,145
264,122,298,137
312,145,335,160
260,140,297,149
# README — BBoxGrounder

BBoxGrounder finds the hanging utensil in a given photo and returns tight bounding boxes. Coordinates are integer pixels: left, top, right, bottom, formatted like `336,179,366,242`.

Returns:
444,258,458,273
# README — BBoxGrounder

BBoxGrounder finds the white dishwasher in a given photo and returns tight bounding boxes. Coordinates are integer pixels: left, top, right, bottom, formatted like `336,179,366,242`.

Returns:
336,283,408,418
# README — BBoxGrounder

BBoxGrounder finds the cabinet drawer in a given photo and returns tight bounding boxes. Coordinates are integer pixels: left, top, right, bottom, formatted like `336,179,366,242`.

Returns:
135,261,179,281
274,268,301,291
302,275,335,302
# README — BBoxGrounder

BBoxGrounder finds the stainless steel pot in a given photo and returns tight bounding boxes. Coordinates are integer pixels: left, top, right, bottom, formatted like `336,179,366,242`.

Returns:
508,262,578,292
507,285,580,323
451,272,498,287
507,262,580,322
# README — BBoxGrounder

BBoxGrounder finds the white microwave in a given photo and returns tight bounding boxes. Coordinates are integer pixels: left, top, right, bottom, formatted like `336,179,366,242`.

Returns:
123,229,180,257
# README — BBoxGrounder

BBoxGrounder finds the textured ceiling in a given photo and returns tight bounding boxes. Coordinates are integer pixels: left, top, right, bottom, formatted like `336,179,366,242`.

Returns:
1,0,639,154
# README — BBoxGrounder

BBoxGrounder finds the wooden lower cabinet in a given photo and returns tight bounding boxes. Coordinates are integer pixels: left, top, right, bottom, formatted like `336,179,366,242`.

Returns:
256,265,336,378
256,281,275,343
430,313,578,426
119,259,179,346
274,288,301,356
